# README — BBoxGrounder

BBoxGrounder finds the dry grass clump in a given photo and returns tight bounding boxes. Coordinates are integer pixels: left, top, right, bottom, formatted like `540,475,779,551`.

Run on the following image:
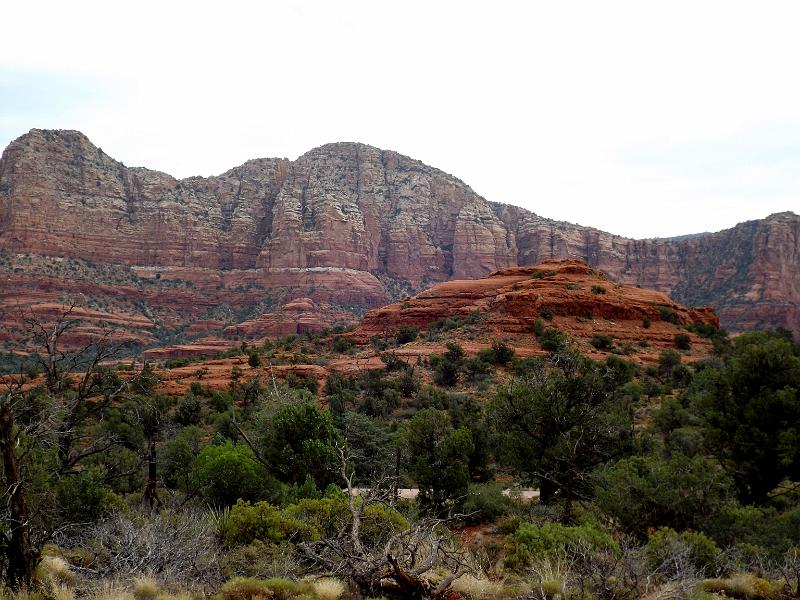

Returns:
87,582,135,600
132,577,162,600
310,578,345,600
451,574,509,599
0,589,74,600
702,574,782,600
39,556,77,589
218,577,315,600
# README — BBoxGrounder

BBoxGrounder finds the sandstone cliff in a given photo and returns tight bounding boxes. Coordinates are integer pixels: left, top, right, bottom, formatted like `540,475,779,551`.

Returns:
1,128,797,344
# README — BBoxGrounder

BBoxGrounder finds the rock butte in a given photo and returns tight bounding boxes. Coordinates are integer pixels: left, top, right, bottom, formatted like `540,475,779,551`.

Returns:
355,259,718,360
1,128,798,355
144,259,719,397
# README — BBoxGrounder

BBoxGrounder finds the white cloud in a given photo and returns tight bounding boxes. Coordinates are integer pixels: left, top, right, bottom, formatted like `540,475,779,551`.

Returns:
1,0,799,238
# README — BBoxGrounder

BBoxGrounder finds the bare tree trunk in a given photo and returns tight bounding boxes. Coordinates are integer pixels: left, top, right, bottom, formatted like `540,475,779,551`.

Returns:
0,401,37,588
142,438,160,512
539,478,557,505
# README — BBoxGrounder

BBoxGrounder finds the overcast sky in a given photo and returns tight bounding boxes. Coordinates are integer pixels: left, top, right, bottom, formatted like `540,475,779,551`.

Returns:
2,0,799,238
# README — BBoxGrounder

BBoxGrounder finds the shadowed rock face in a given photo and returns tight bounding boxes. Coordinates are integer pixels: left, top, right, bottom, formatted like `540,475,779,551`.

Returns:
1,128,798,337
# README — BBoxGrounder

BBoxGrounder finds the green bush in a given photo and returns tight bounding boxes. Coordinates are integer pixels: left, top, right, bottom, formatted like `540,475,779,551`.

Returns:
490,340,515,365
54,466,120,523
460,483,513,525
590,334,614,350
175,393,203,425
591,285,607,294
463,357,493,383
285,372,319,395
219,577,315,600
221,500,317,546
595,453,734,536
431,342,465,387
675,333,692,350
659,306,679,324
505,522,618,572
659,349,682,375
360,503,410,546
247,352,261,368
331,335,354,353
192,442,273,506
533,318,546,337
395,325,420,345
539,328,568,352
706,504,800,553
686,322,719,338
645,528,721,577
260,402,343,488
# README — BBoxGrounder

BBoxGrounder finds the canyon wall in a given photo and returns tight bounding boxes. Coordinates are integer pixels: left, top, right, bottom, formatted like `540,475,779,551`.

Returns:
1,129,798,338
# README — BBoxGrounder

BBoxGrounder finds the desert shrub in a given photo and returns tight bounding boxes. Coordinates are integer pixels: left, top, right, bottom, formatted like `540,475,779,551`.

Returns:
463,356,494,383
83,509,219,582
642,317,651,329
533,318,546,337
395,325,420,345
211,390,234,412
220,539,299,580
659,349,682,376
54,466,120,524
675,333,692,350
539,328,569,352
219,577,315,600
460,483,514,525
591,285,607,294
645,528,722,577
331,335,354,353
192,442,274,506
659,305,680,324
324,372,358,396
160,425,204,489
360,503,410,546
396,370,419,397
427,312,481,335
430,342,465,387
701,574,782,599
504,522,618,572
705,504,800,553
595,453,734,536
164,357,191,369
540,308,554,321
671,363,693,387
247,352,261,368
189,381,209,395
687,322,719,338
489,339,515,365
590,334,614,350
260,402,343,488
379,352,410,372
221,500,317,546
285,373,318,395
174,393,203,425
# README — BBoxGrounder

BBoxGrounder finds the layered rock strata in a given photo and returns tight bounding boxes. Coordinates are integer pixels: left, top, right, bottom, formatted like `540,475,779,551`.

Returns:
1,129,797,342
